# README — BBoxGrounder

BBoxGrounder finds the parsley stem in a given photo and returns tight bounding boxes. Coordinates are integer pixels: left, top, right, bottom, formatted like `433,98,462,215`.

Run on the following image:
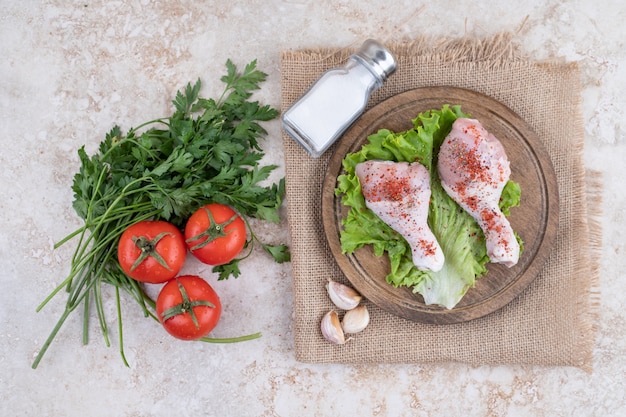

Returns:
115,286,130,367
82,288,90,345
37,298,91,367
49,206,158,310
98,119,170,162
93,276,110,348
32,308,73,369
198,332,262,343
54,203,156,250
35,274,74,312
129,118,170,133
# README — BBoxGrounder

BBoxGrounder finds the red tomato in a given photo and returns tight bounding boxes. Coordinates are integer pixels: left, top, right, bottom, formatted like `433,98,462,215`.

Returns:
184,203,246,265
156,275,222,340
117,220,186,284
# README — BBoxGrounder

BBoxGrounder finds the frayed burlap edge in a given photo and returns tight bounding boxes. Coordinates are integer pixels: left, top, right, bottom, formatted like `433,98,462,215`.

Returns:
565,65,600,372
280,32,524,67
581,170,602,372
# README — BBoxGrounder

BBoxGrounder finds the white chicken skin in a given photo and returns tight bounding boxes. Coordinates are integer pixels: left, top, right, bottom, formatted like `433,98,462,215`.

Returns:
356,160,445,272
437,118,520,267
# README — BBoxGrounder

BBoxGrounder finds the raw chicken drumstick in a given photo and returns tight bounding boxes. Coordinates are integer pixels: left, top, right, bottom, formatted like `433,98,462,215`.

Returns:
437,118,520,267
355,160,445,272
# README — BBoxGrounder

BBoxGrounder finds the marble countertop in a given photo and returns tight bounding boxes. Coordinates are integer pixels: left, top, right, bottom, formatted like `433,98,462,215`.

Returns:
2,1,625,416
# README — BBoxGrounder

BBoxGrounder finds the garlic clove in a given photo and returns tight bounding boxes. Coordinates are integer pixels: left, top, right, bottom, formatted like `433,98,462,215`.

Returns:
341,305,370,334
321,310,350,345
326,279,362,310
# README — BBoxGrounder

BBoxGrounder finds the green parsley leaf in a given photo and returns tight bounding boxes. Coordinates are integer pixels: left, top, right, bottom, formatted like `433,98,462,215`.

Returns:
214,260,242,281
262,243,291,263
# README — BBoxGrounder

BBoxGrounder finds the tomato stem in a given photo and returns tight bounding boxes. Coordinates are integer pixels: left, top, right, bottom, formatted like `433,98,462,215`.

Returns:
185,208,238,251
160,279,216,328
129,232,174,272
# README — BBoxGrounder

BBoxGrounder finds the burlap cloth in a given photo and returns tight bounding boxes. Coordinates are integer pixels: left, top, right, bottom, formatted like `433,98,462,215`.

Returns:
280,33,601,371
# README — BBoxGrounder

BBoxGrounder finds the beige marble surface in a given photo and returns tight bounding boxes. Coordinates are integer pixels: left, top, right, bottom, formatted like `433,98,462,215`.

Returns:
1,1,625,416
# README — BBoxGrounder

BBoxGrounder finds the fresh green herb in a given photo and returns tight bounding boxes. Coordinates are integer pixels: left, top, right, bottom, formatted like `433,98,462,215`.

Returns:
336,105,522,309
33,59,289,368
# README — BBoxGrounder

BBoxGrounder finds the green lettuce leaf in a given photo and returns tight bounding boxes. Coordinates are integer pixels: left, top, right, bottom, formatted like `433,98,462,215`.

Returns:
335,105,522,309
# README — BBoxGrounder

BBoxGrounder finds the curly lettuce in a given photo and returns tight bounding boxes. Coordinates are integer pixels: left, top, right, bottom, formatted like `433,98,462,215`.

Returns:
335,105,522,309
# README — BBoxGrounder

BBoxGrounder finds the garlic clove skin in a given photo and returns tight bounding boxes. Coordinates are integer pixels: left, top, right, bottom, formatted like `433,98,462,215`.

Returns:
341,305,370,334
326,280,362,310
321,310,350,345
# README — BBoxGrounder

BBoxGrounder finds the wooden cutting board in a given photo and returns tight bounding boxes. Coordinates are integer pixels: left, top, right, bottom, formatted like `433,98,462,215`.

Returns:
322,87,559,324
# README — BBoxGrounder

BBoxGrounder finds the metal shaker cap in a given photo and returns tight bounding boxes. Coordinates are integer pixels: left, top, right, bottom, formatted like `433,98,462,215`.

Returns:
353,39,397,81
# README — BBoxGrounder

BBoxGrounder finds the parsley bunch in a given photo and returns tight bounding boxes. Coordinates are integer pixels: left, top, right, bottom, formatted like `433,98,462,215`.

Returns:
33,60,289,368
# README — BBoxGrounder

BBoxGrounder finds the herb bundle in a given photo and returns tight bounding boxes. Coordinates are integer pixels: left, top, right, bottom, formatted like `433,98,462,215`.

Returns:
33,60,289,368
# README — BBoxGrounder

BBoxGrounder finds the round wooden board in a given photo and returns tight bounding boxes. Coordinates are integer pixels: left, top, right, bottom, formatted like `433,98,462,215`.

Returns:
322,87,559,324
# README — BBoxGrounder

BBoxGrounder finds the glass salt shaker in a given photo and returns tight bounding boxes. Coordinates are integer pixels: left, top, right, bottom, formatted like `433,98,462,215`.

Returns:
282,39,397,158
